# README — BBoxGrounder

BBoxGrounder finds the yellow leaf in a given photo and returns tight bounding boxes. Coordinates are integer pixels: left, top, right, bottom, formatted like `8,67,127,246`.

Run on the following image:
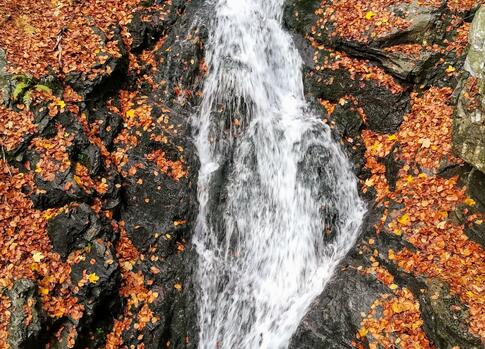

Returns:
387,134,397,141
369,141,382,155
126,109,136,118
364,11,376,20
446,65,456,73
392,302,406,313
358,327,368,337
393,229,402,236
389,283,398,290
398,214,411,226
405,175,414,183
39,287,49,295
43,210,57,220
174,283,182,291
32,251,45,263
411,320,422,330
73,175,82,185
388,249,395,260
87,273,100,284
56,100,66,109
364,178,375,187
464,198,476,206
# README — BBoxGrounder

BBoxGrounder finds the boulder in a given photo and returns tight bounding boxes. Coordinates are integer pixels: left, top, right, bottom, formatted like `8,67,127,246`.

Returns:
305,63,410,133
418,279,483,349
453,6,485,174
69,240,120,314
47,203,112,260
65,25,128,97
289,264,388,349
5,280,43,349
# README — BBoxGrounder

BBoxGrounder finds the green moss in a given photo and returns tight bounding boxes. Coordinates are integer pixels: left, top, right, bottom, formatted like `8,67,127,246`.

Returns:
12,81,29,100
34,84,52,94
22,90,32,107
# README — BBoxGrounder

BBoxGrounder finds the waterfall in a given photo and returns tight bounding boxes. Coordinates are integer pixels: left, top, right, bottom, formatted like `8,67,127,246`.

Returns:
192,0,366,348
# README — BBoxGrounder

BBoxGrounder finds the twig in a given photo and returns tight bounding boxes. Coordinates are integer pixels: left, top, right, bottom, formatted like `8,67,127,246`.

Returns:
1,144,12,177
54,27,67,70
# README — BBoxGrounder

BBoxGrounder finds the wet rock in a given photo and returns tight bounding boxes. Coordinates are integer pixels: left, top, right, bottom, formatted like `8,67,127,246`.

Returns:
418,279,482,349
358,80,409,133
468,168,485,208
70,240,120,317
47,203,112,260
128,7,180,52
453,7,485,173
112,3,203,347
119,247,198,349
48,320,79,349
453,76,485,174
289,262,388,349
380,143,403,192
122,137,198,249
305,63,410,133
87,109,122,150
283,0,320,34
65,25,128,97
464,211,485,248
56,111,103,176
332,102,363,139
455,169,485,247
154,1,207,105
32,170,90,209
67,240,121,349
5,279,43,349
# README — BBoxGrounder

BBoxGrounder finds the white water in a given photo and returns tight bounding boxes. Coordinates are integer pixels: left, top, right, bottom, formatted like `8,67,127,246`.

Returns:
192,0,366,348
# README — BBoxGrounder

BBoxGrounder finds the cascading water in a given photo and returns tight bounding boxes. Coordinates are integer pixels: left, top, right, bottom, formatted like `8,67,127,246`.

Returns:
192,0,366,348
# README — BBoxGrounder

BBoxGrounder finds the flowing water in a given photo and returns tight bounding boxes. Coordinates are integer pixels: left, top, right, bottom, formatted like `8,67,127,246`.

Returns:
192,0,366,348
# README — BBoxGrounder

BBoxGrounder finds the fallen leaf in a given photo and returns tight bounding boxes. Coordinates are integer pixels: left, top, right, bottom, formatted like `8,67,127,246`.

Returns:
364,11,376,20
32,251,45,263
87,273,100,284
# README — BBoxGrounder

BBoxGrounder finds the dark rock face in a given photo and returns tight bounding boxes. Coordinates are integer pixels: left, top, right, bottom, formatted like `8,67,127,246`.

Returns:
456,168,485,248
47,203,110,260
303,48,411,134
453,7,485,173
5,280,44,349
289,265,388,349
418,279,483,349
65,25,128,97
380,143,403,192
70,240,121,317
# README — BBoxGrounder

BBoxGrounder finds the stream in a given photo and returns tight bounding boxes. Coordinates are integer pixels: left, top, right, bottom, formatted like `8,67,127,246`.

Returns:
192,0,366,348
